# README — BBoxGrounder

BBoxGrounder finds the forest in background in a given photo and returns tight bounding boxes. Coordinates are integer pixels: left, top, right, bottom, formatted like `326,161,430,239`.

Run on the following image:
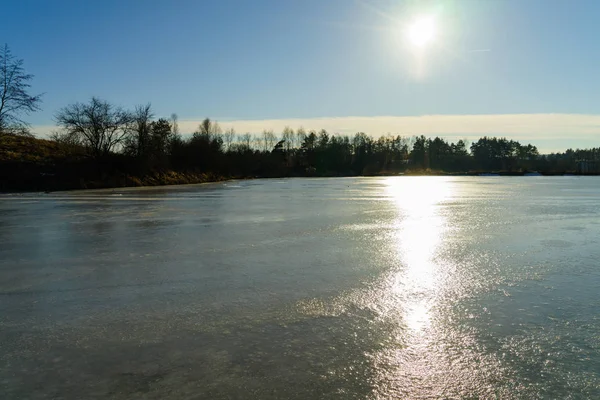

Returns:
1,101,599,192
1,44,599,192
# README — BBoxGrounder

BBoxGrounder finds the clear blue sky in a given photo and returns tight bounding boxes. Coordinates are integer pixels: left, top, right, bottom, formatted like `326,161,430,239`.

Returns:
2,0,600,150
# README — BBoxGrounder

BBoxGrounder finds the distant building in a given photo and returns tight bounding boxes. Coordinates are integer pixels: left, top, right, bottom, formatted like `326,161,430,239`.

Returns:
576,160,599,173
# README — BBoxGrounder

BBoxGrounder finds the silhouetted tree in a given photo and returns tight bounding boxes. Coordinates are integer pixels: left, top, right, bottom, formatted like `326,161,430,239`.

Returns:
197,117,222,137
55,97,133,159
352,132,374,173
148,118,172,169
185,118,224,171
237,133,252,150
301,130,318,167
302,130,317,152
124,103,153,159
0,44,43,135
170,113,179,136
281,126,294,152
428,137,452,170
296,127,307,150
262,129,276,152
410,135,428,169
223,128,235,152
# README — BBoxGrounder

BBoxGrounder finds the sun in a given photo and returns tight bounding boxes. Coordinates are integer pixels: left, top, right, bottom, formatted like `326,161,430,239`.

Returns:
406,16,436,48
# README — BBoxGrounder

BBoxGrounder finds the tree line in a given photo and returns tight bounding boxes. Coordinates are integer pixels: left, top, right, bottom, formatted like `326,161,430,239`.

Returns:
48,96,598,177
1,43,599,191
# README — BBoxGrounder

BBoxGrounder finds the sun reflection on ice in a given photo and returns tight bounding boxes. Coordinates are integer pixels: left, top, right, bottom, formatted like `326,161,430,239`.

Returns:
386,177,453,333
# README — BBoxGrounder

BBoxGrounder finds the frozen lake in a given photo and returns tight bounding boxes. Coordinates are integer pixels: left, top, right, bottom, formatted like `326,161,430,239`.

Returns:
2,177,600,399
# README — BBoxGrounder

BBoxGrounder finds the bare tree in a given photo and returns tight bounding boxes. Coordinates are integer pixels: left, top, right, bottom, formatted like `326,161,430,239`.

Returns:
0,44,42,135
124,103,154,157
54,97,133,158
212,121,222,137
170,113,179,136
196,118,222,138
268,130,277,151
262,129,276,152
281,126,294,152
223,127,236,152
237,133,252,150
296,127,307,150
49,130,82,147
253,134,263,151
171,113,179,136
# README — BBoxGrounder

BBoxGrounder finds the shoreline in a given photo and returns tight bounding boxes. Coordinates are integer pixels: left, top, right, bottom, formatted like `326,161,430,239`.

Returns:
3,171,599,195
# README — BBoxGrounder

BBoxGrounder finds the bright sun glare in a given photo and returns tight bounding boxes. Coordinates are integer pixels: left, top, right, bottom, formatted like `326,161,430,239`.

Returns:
406,16,436,48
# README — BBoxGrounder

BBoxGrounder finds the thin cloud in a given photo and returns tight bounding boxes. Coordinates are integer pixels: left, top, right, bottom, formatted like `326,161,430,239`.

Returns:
176,114,600,141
